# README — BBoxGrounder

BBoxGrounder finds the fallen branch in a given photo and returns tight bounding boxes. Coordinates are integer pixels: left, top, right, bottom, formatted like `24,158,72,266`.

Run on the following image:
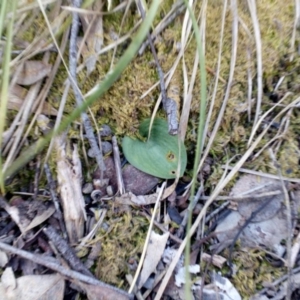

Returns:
0,241,133,300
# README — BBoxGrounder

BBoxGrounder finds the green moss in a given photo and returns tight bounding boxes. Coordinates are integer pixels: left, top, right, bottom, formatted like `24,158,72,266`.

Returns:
230,249,284,298
94,210,147,287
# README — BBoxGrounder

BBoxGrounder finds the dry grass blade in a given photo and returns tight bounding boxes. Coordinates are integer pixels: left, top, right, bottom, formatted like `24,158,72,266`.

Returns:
201,0,227,145
247,0,263,136
128,182,166,294
185,0,238,191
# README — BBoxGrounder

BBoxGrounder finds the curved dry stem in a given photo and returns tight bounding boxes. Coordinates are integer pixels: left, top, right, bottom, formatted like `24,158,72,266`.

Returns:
248,0,263,139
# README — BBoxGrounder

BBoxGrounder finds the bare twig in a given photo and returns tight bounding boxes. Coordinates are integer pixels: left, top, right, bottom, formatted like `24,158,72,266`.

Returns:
44,163,67,239
138,1,185,55
138,211,183,244
221,165,300,183
177,185,203,238
269,149,292,299
112,136,125,194
253,266,300,297
136,0,178,135
227,195,275,275
69,0,105,173
198,190,283,202
33,155,41,200
247,0,263,129
43,226,93,278
204,201,230,223
0,241,133,299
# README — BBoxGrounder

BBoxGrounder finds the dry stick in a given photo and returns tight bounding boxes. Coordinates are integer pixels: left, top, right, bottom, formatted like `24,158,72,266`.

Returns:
221,165,300,184
138,211,183,244
138,1,185,55
33,155,41,200
0,241,133,299
43,225,94,278
136,0,178,135
290,218,300,268
252,134,284,160
247,92,293,146
227,196,275,276
273,108,292,156
69,0,105,174
199,190,283,202
177,185,203,238
44,163,67,239
270,149,293,300
204,201,230,223
3,69,43,169
247,0,263,130
289,0,300,62
109,0,131,70
254,266,300,297
125,274,144,300
112,136,125,194
247,47,253,122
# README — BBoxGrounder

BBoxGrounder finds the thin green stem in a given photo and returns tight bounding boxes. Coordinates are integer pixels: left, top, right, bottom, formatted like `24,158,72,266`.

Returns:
3,0,161,181
0,0,18,193
183,1,207,299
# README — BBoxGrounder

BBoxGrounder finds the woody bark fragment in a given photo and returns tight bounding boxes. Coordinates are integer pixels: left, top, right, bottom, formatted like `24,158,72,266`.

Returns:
55,135,86,243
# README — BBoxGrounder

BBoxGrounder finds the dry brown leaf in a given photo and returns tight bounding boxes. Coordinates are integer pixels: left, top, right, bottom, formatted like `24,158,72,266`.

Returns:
0,269,64,300
24,205,55,232
115,192,158,206
138,231,169,289
3,200,55,234
7,94,58,116
15,61,52,86
76,281,132,300
10,84,27,99
3,205,30,234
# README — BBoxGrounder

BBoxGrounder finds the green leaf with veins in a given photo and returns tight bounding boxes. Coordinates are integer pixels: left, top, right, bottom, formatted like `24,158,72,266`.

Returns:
122,119,187,179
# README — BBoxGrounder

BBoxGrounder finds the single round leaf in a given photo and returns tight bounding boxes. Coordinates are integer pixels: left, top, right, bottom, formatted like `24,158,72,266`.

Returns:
122,119,187,179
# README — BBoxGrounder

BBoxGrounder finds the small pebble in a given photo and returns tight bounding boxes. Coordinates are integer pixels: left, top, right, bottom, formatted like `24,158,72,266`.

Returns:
93,178,109,190
87,141,112,157
82,182,93,194
102,141,112,154
100,124,112,137
106,185,113,196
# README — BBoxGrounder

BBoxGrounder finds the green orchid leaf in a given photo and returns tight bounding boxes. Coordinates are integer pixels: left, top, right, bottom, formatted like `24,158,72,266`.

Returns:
122,118,187,179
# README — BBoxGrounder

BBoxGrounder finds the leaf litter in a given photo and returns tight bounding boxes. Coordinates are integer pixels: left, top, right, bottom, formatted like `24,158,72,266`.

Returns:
2,0,300,299
215,174,300,254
